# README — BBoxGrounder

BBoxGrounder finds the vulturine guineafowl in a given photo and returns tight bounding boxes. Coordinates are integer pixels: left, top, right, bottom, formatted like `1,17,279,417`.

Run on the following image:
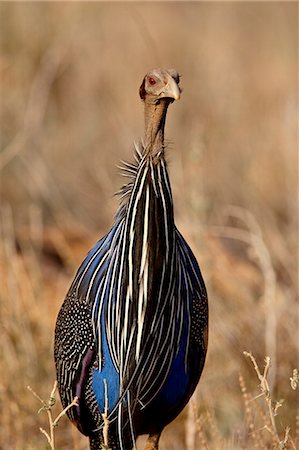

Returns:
54,68,208,450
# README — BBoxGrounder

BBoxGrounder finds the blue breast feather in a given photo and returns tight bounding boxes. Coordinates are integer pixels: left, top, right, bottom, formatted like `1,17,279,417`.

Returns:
72,220,204,419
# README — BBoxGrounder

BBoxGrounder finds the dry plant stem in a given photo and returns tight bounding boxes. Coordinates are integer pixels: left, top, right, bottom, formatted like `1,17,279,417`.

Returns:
243,353,277,433
52,397,79,428
28,384,55,450
290,369,299,390
28,381,78,450
185,400,197,450
239,374,258,446
189,400,209,450
243,352,291,449
101,378,110,450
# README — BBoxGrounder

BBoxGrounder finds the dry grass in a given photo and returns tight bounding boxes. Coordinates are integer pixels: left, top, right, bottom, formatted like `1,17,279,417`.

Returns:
0,3,297,450
27,382,78,450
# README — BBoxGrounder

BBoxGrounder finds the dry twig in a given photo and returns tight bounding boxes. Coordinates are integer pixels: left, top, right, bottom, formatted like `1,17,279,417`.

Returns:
101,378,111,450
28,381,78,450
290,369,299,391
243,352,291,449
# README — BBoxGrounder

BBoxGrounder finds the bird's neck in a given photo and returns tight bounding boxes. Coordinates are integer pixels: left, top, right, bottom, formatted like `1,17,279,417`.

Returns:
143,99,171,159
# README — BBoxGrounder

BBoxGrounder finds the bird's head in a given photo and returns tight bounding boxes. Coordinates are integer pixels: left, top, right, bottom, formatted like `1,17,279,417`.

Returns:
139,68,181,104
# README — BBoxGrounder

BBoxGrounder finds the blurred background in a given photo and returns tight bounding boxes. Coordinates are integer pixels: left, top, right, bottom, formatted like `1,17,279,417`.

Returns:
0,2,297,449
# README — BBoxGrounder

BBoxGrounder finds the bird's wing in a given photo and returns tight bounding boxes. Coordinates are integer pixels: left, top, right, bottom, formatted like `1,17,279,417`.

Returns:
54,222,123,433
175,228,208,355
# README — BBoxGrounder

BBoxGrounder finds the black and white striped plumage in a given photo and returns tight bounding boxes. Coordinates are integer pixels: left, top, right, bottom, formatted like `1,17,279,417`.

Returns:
54,69,208,450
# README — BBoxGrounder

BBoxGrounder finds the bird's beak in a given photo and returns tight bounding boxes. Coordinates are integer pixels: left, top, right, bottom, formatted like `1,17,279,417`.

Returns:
160,75,181,101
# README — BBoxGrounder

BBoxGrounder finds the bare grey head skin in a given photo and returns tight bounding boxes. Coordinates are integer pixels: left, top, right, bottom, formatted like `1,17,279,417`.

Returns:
139,68,181,159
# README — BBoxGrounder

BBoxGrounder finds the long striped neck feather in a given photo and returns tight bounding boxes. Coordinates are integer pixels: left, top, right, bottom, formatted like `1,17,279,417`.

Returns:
143,98,171,159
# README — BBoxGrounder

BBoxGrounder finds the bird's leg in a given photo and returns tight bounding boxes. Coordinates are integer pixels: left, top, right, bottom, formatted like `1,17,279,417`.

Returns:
144,432,161,450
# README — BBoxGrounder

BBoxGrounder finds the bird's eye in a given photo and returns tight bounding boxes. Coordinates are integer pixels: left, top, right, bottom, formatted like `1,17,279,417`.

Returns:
148,77,156,86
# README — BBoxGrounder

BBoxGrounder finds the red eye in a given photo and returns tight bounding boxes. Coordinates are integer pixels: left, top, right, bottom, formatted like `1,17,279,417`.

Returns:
148,77,156,86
